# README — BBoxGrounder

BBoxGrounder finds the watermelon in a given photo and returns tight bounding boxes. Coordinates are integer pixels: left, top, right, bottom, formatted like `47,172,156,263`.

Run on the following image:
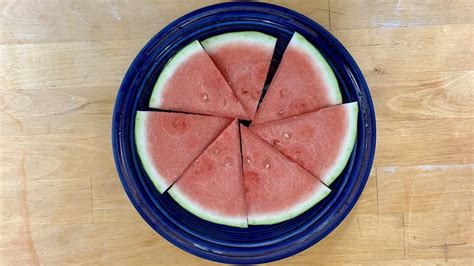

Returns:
168,120,247,228
240,126,331,225
133,34,360,228
201,31,277,118
250,102,358,186
134,111,231,193
252,32,342,125
149,40,249,119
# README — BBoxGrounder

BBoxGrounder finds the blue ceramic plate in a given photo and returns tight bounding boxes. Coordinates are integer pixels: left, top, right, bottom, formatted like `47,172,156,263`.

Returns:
112,2,376,264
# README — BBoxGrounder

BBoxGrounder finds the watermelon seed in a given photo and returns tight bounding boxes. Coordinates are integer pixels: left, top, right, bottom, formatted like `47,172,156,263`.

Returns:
272,139,281,146
283,132,291,139
224,157,233,167
201,93,210,102
278,109,284,115
245,157,251,164
262,158,272,169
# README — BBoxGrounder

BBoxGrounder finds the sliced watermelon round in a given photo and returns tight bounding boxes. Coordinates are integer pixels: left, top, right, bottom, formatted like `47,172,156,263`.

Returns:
240,126,331,225
252,32,342,125
135,33,359,228
135,111,231,193
201,31,277,118
149,40,249,119
168,120,247,228
250,102,358,186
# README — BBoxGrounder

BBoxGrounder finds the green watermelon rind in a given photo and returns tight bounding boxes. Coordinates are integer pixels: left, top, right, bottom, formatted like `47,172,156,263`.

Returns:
149,40,203,108
292,32,343,105
201,31,277,52
248,183,331,225
134,111,169,193
323,102,359,186
168,185,248,228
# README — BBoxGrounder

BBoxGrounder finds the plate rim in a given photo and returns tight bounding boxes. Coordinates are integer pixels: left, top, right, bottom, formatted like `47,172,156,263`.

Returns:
112,2,376,264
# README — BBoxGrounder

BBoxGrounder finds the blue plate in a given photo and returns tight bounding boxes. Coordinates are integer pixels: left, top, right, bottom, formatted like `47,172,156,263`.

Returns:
112,2,376,264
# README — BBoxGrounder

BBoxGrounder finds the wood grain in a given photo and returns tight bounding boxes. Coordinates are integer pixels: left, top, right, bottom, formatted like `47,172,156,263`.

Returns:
368,71,474,121
1,179,92,225
1,0,473,264
0,40,143,90
332,24,474,74
91,177,142,223
277,258,474,266
0,222,208,265
404,211,473,259
378,164,473,213
0,0,329,44
376,119,473,166
0,135,115,181
330,0,474,30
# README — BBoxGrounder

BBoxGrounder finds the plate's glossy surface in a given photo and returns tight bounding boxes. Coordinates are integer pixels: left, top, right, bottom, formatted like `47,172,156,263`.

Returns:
112,2,376,264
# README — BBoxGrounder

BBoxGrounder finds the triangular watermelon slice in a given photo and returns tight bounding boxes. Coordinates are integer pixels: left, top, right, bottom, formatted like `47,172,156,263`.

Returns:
240,126,331,225
252,32,342,125
134,111,231,193
251,102,358,186
201,31,277,118
149,40,249,119
168,120,247,228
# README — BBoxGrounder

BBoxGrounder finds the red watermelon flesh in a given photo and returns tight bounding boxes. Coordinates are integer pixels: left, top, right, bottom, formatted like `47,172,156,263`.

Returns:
240,126,331,225
250,102,358,186
252,32,342,125
149,40,249,119
135,111,231,193
201,32,277,119
168,120,247,228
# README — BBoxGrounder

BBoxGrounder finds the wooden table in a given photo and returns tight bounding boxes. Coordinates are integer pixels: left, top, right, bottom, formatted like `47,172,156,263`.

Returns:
1,1,472,264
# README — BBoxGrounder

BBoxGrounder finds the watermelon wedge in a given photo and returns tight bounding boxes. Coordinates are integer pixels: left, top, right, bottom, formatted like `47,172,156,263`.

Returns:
251,102,358,186
252,32,342,125
149,40,249,119
134,111,231,193
168,120,247,228
201,31,277,118
240,126,331,225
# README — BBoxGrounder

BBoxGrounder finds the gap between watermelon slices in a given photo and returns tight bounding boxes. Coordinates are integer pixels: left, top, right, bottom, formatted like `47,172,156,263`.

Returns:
149,40,249,119
252,32,342,125
251,102,358,186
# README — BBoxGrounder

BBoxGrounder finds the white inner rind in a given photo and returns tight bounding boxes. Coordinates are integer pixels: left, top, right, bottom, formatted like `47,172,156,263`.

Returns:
248,183,331,225
201,31,277,52
168,185,248,228
323,102,359,186
134,111,169,193
291,32,342,104
149,40,203,108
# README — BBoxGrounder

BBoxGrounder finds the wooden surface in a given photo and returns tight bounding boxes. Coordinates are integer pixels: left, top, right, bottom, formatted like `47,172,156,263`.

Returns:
1,0,473,265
